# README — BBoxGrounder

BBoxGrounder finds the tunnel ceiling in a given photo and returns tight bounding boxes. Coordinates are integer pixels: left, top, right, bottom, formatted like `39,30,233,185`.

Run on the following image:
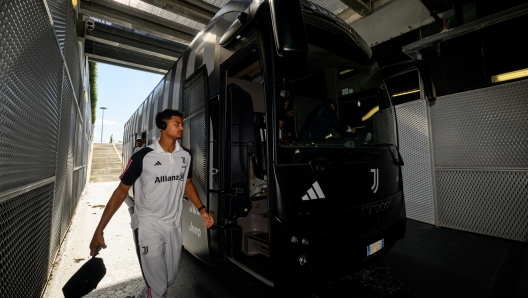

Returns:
80,0,395,74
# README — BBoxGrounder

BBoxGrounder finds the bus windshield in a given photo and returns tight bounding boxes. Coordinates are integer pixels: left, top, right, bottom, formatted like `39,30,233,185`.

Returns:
277,21,397,164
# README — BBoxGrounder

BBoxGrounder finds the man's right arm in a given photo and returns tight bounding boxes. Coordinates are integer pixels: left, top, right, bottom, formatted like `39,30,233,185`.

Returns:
89,182,131,256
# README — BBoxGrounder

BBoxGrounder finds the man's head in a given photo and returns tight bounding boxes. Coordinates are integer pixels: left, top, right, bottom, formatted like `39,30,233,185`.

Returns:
155,109,184,140
327,99,337,111
135,138,143,147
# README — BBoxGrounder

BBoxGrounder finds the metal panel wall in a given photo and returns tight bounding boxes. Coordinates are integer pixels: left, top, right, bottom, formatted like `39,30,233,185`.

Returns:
46,0,68,51
0,1,63,191
431,79,528,241
373,108,397,146
62,97,78,238
395,100,436,224
0,0,93,296
0,184,55,298
50,67,72,265
64,2,82,102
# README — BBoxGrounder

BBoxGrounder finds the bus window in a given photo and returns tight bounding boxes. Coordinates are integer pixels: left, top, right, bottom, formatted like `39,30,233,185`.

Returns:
277,22,396,164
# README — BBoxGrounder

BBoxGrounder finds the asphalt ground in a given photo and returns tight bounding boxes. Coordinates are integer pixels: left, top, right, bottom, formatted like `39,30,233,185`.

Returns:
48,182,528,298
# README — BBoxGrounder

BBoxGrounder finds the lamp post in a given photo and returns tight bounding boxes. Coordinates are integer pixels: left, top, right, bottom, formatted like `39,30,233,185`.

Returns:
100,107,107,143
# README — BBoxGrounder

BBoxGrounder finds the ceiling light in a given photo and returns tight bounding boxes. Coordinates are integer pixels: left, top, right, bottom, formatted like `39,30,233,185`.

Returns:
492,68,528,83
392,89,419,97
340,69,353,75
362,106,379,121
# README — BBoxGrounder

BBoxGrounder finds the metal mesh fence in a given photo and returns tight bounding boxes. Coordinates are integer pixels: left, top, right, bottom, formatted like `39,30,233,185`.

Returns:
75,112,84,167
0,183,54,297
62,100,79,239
0,1,92,296
65,2,82,103
0,0,63,192
431,80,528,169
373,108,397,146
72,168,82,209
395,100,435,224
430,79,528,241
437,170,528,241
46,0,68,51
50,67,72,265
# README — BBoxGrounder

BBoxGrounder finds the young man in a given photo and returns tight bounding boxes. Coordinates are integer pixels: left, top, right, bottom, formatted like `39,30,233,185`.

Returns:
133,138,144,153
89,109,214,298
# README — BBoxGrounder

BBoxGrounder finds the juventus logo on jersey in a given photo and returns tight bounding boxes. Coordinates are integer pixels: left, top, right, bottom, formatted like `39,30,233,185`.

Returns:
142,246,148,255
302,181,326,201
371,169,379,193
181,157,186,164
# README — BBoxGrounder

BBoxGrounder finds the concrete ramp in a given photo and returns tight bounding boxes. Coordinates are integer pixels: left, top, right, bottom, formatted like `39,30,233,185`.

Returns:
90,143,123,182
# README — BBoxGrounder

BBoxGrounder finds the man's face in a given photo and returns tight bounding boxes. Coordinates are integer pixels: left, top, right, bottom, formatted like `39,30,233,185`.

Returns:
163,115,184,140
135,140,142,147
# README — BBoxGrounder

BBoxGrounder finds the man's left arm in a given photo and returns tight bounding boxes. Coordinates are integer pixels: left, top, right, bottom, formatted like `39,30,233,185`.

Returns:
325,106,356,134
185,178,214,228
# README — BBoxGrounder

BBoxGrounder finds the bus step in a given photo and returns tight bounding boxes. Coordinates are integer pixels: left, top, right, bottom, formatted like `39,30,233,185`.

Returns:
248,233,269,245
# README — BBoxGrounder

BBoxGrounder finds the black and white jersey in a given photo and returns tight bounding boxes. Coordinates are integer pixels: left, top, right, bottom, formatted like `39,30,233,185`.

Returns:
120,139,193,229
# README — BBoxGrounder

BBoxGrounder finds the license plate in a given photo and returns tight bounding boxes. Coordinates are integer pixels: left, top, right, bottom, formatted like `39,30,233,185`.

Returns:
366,239,384,256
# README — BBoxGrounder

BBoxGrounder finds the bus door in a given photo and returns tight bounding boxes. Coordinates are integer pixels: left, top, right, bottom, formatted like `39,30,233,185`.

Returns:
181,65,212,265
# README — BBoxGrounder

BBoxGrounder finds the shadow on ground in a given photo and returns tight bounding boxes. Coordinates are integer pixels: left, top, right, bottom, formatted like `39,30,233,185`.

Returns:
88,249,409,298
88,220,528,298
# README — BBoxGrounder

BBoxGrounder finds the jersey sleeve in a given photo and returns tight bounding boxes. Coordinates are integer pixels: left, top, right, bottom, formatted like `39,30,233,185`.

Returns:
119,147,151,185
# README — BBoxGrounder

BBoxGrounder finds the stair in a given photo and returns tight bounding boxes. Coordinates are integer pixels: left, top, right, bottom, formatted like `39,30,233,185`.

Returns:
248,233,269,245
247,232,269,256
90,143,123,182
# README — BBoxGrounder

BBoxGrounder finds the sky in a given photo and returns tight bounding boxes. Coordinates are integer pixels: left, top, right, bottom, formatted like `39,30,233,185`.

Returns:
93,63,163,143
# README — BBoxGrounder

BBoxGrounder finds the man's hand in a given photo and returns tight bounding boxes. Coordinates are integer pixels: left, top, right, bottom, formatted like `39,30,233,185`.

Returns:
89,231,107,256
200,209,214,229
88,182,130,256
185,178,214,229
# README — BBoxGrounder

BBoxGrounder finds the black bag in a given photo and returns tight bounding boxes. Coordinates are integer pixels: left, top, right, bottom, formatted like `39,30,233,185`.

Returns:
62,257,106,298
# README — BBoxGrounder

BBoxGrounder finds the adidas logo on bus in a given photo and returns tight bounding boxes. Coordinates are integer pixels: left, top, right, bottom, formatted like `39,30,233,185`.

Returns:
302,181,326,201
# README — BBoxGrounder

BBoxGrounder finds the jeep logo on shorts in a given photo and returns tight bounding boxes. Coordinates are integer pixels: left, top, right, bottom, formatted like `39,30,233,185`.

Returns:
189,222,201,238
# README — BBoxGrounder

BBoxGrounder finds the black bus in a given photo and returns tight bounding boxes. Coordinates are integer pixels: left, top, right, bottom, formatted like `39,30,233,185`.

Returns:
123,0,435,292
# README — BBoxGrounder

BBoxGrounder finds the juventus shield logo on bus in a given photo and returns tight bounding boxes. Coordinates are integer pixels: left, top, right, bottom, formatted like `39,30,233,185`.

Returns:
371,169,379,193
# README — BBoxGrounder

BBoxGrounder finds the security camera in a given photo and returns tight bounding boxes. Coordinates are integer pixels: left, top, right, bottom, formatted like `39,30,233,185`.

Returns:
85,18,95,31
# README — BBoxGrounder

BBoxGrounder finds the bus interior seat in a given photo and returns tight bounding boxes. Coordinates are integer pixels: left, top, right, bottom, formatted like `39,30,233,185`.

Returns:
293,96,323,136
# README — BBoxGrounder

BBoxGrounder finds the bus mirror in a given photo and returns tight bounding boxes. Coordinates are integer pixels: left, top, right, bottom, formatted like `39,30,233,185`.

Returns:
269,0,308,57
219,9,251,47
382,60,436,103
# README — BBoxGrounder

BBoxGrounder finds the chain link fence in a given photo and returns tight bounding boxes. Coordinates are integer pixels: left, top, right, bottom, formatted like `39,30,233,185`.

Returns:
0,0,92,296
